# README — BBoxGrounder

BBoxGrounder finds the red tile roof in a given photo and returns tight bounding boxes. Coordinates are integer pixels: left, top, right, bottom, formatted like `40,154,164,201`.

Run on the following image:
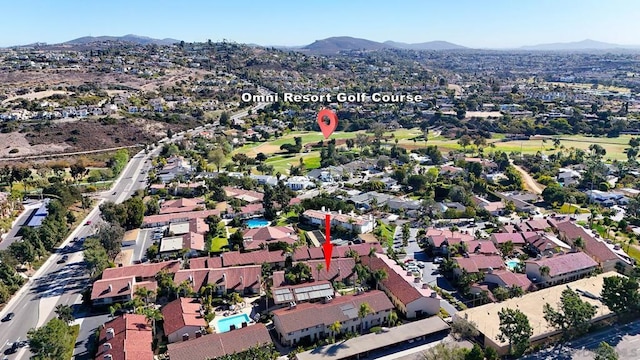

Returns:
160,198,206,214
167,323,271,360
223,187,264,203
207,266,262,292
162,298,207,337
491,232,526,245
142,210,223,226
453,255,505,273
554,221,620,262
101,260,181,280
526,252,599,277
368,255,438,305
188,256,222,269
242,226,297,251
182,232,205,251
91,276,136,301
174,269,210,291
95,314,153,360
487,270,533,290
221,250,286,267
272,291,393,335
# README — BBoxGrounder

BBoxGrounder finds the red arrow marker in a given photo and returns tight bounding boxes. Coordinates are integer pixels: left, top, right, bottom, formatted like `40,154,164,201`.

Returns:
323,214,333,270
317,109,338,139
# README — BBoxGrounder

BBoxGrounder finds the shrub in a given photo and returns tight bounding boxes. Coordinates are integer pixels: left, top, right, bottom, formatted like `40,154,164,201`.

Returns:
369,326,382,334
8,148,18,154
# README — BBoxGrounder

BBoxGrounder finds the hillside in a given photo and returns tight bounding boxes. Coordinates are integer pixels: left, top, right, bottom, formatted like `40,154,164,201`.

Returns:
384,40,467,50
303,36,388,53
64,34,180,46
520,39,633,51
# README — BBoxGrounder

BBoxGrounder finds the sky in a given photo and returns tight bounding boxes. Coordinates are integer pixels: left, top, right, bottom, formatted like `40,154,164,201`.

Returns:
1,0,640,48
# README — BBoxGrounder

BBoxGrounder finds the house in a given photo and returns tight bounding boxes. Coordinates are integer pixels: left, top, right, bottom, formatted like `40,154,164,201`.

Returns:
554,221,629,272
162,298,208,343
272,290,394,346
271,280,335,305
424,228,476,255
91,276,156,306
557,168,581,186
524,252,598,287
158,155,192,183
483,269,535,292
473,196,506,216
490,232,526,248
585,190,626,207
221,250,286,267
167,323,271,360
242,226,297,251
525,232,571,255
368,254,441,318
250,175,278,186
271,258,356,289
142,209,223,228
224,187,264,203
101,260,181,282
160,198,206,214
302,208,375,234
206,266,262,295
159,233,205,256
94,314,153,360
286,176,316,191
453,255,505,277
495,192,537,213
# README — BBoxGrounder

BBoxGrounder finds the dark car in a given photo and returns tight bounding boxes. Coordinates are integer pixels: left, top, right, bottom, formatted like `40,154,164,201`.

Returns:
1,312,14,322
4,342,18,354
57,255,69,264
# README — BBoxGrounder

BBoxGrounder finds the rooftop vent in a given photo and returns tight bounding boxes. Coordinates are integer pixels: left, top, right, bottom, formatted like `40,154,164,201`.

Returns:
106,328,115,340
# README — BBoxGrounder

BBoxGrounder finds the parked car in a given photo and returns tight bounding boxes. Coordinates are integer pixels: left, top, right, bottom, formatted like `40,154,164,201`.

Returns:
57,255,69,264
433,257,444,264
85,220,92,226
416,261,425,268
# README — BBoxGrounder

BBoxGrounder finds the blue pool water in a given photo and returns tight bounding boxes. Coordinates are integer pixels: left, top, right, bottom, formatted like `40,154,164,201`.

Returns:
505,259,520,270
217,313,251,333
246,218,270,228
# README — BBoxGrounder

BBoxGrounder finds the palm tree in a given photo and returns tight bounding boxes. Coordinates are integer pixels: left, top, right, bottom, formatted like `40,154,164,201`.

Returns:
373,269,388,290
358,302,374,334
176,280,193,299
573,236,585,250
387,310,399,327
328,321,342,340
109,303,122,318
539,265,550,278
315,263,324,281
135,286,154,305
143,307,163,336
55,304,74,324
367,246,377,268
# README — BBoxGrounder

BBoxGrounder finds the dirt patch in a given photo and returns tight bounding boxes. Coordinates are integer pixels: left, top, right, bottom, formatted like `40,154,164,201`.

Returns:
0,132,71,157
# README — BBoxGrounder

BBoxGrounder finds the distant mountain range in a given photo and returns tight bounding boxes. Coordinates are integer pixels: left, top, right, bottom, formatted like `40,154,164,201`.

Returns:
519,39,640,51
63,34,180,46
10,34,640,52
299,36,467,53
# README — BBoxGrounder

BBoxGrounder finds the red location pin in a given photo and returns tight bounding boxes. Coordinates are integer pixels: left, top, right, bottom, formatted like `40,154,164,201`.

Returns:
317,108,338,139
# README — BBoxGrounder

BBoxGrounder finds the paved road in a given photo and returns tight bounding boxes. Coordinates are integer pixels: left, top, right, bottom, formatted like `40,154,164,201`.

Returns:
522,320,640,360
0,203,39,250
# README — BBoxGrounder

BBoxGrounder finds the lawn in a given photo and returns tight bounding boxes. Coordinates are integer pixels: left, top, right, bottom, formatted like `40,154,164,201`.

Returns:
63,324,80,360
209,222,229,253
275,210,299,226
263,151,321,175
374,220,396,247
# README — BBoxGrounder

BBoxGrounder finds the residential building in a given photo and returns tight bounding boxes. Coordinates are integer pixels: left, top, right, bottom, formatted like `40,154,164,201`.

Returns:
272,290,394,346
160,198,206,214
94,314,153,360
167,323,271,360
368,254,441,318
302,208,375,234
158,155,192,183
162,298,207,343
242,226,297,251
483,269,535,292
525,252,598,287
453,255,505,277
286,176,316,191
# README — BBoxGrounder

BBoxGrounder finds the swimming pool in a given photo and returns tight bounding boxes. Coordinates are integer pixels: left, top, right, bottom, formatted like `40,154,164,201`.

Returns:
216,313,251,333
505,259,520,270
245,218,270,228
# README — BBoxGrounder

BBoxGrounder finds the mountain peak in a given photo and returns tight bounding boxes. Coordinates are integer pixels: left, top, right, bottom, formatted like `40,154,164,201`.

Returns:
63,34,181,46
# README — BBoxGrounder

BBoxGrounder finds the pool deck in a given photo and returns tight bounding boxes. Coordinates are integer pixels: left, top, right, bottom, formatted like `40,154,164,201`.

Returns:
211,299,256,333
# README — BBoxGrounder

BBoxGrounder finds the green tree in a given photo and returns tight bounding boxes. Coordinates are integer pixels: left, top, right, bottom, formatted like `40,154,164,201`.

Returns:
465,344,485,360
208,149,226,172
328,320,342,338
601,275,640,316
54,304,74,324
28,318,73,360
123,196,145,229
358,302,374,334
450,317,479,340
83,238,109,278
422,343,469,360
497,307,533,357
594,341,619,360
401,222,410,248
543,288,597,339
373,268,388,291
457,135,473,151
96,222,125,261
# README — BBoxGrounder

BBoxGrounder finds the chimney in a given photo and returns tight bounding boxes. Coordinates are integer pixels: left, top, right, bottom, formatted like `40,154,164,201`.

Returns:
103,343,112,351
406,271,413,276
338,209,342,215
108,284,113,292
321,206,326,212
127,281,132,290
182,333,190,341
106,328,114,340
195,330,202,338
104,355,113,360
414,277,421,283
430,292,438,298
422,283,429,289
